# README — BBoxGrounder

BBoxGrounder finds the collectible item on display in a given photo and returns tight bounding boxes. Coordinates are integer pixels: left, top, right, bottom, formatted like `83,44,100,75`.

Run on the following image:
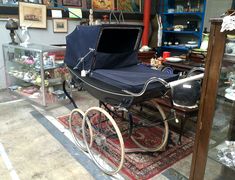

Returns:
88,9,94,25
225,35,235,55
20,26,31,46
62,0,82,6
165,57,183,62
19,2,47,29
176,5,184,12
53,19,68,33
225,72,235,101
117,0,141,12
43,0,54,6
200,32,209,50
157,15,162,47
27,0,43,3
1,0,18,5
217,141,235,168
5,19,19,45
92,0,114,10
221,13,235,32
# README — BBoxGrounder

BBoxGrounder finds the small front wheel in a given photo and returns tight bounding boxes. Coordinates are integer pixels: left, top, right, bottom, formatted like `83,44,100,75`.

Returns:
69,108,92,151
82,107,125,175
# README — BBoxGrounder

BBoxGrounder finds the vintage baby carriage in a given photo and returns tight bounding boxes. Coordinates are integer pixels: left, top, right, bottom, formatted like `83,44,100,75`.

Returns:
64,24,204,175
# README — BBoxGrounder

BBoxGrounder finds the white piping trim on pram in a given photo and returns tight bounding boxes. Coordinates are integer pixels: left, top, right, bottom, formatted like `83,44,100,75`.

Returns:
70,69,133,97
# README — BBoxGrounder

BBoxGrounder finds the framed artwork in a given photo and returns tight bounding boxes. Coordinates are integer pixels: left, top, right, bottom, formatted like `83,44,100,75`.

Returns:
53,19,68,33
19,2,47,29
62,0,82,6
117,0,141,12
92,0,114,10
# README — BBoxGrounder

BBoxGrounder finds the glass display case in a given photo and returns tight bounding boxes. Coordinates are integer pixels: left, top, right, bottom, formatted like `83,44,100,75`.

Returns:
190,18,235,179
3,43,69,106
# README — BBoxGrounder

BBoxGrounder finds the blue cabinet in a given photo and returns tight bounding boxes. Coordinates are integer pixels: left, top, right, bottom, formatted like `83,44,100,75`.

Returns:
160,0,207,55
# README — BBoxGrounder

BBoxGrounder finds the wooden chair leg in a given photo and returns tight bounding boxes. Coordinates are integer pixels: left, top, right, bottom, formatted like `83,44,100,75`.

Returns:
178,117,187,145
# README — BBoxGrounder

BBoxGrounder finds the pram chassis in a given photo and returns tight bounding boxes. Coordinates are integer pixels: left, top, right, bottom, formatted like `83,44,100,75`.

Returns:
67,67,203,175
67,69,171,175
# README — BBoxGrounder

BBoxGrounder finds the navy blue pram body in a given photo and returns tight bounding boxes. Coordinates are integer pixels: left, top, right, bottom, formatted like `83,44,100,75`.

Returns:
65,24,178,108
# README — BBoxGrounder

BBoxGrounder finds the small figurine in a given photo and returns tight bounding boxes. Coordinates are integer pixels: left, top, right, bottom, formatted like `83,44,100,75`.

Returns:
89,9,94,26
20,25,31,46
102,15,109,24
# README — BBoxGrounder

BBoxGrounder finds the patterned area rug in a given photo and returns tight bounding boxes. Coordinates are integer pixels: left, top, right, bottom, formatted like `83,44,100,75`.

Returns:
57,113,194,180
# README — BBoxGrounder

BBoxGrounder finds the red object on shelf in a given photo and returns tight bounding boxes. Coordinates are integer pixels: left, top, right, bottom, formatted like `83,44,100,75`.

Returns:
142,0,151,46
48,51,65,60
163,51,171,59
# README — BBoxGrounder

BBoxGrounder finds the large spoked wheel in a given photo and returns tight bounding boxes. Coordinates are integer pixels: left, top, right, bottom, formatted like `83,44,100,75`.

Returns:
131,101,169,152
69,108,92,151
82,107,125,175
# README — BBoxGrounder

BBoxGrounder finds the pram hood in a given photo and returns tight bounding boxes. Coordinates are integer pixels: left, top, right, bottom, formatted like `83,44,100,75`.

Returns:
64,24,143,71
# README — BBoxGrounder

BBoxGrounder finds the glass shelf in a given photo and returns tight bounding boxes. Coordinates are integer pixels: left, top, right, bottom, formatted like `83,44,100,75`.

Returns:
161,45,190,51
162,12,203,17
163,30,200,37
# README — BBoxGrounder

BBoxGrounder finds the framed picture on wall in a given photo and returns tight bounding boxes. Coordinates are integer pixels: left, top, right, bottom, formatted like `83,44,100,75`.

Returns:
53,19,68,33
19,2,47,29
62,0,82,7
92,0,114,10
117,0,141,12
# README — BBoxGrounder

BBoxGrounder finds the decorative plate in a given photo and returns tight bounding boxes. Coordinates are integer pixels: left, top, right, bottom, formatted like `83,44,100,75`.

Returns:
165,57,183,62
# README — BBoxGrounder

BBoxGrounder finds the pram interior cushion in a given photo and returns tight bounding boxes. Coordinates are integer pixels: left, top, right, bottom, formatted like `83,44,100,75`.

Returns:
90,64,178,93
93,51,138,69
